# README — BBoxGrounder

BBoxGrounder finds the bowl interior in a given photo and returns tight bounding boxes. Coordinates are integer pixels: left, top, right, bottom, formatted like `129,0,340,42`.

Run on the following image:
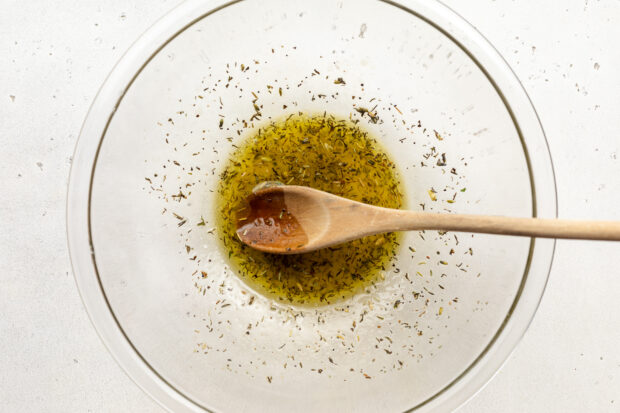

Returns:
89,0,539,411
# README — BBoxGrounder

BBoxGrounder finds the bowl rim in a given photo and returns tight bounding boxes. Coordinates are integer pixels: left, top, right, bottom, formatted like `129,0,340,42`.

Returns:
67,0,558,411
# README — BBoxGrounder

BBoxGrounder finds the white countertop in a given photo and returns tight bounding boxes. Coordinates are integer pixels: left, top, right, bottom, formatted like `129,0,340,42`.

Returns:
1,0,618,411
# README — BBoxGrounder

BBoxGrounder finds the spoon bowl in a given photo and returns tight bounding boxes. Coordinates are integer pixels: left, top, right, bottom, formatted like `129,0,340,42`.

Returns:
236,185,330,254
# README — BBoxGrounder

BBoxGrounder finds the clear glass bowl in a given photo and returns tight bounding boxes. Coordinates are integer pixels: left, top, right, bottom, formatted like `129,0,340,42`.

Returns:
67,0,557,411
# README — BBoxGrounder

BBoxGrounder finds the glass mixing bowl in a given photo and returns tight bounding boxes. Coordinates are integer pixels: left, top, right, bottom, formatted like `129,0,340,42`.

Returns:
67,0,557,411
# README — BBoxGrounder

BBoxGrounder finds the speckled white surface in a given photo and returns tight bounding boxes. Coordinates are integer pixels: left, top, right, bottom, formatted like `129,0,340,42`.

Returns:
1,0,618,411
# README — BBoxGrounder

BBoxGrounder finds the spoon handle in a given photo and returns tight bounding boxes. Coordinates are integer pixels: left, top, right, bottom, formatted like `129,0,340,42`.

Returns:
394,211,620,240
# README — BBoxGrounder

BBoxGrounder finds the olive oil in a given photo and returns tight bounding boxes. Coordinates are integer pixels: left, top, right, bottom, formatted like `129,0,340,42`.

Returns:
216,113,404,306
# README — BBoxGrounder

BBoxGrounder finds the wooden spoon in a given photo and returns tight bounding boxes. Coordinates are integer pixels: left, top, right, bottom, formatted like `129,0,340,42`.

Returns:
235,184,620,254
